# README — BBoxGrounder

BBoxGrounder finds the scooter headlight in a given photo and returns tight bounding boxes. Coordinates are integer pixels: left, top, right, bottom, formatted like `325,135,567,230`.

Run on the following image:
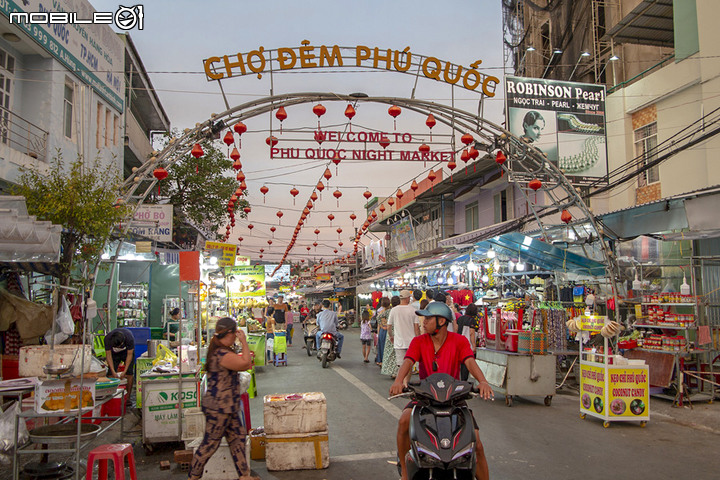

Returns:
448,443,475,468
415,443,444,467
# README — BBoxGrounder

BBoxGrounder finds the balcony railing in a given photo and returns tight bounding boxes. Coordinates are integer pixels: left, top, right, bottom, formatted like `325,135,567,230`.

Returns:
0,106,49,162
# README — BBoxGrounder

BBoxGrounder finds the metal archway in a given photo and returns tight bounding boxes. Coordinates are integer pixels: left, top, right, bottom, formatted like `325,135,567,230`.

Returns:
104,93,620,324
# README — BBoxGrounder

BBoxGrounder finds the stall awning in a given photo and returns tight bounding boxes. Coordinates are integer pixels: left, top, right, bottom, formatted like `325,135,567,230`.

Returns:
474,232,607,277
0,196,62,263
359,266,406,285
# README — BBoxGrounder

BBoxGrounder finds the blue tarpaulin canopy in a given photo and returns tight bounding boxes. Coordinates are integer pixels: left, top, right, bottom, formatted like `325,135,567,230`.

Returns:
473,232,607,277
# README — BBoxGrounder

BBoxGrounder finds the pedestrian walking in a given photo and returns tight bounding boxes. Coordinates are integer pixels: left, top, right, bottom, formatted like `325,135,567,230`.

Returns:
375,297,391,366
189,317,253,480
387,290,421,383
360,309,372,362
264,307,275,363
456,303,481,381
380,295,402,378
285,305,294,346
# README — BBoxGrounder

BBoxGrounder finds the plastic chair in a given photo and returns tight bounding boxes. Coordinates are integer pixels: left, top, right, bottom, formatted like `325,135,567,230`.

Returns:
87,444,137,480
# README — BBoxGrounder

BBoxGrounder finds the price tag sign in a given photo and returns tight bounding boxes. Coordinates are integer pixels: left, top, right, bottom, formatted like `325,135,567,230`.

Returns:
578,315,606,332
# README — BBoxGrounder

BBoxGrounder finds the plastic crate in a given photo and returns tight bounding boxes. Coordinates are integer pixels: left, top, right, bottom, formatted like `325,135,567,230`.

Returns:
181,407,205,441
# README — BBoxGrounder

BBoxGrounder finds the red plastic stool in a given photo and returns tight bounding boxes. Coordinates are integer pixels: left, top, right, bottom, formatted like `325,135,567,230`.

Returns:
87,444,137,480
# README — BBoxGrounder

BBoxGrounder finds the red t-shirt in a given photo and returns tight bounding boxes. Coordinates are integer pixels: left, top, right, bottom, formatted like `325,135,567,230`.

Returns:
405,332,475,380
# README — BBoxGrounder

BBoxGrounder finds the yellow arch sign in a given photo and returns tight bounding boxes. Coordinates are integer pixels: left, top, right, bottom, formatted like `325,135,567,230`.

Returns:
203,42,500,97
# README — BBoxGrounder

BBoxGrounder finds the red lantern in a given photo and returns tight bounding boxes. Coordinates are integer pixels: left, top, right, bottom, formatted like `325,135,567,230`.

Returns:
468,146,479,173
248,224,254,233
419,144,430,153
153,166,168,194
332,152,341,174
236,170,245,182
338,241,344,247
316,181,325,200
237,237,243,243
307,246,312,252
260,248,264,253
461,133,474,146
388,105,401,129
345,104,356,131
290,187,299,205
313,104,326,118
371,210,377,219
276,211,284,224
306,200,314,210
191,143,204,158
328,213,335,224
270,226,276,237
426,113,436,140
259,254,263,259
243,206,251,214
223,131,234,146
314,229,320,238
447,160,457,182
350,213,357,225
379,204,386,213
397,189,404,200
495,150,507,165
231,148,241,163
233,122,247,135
314,130,325,145
334,249,338,254
260,185,269,203
561,210,572,224
460,149,470,163
323,168,332,183
266,136,278,147
275,107,287,133
239,180,247,191
336,227,343,238
310,191,318,202
388,197,395,206
379,136,390,149
528,179,542,191
363,189,372,200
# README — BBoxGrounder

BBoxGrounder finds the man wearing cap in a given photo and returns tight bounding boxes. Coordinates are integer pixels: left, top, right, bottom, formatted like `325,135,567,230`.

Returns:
390,302,493,480
387,290,420,378
316,299,344,358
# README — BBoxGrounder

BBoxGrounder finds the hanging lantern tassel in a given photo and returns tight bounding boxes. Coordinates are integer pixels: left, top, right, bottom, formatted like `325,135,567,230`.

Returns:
447,160,457,183
153,166,168,195
388,105,401,130
345,104,356,132
333,189,342,208
260,185,269,204
426,113,436,141
191,143,203,174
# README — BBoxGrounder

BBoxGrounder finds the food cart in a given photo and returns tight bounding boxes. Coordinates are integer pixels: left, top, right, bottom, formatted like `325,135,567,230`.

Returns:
140,372,199,451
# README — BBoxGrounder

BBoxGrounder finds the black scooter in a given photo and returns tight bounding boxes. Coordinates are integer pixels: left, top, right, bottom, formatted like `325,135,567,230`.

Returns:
317,332,338,368
394,373,479,479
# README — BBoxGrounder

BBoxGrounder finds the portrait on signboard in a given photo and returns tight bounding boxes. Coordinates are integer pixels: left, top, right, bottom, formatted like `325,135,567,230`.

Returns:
508,107,558,165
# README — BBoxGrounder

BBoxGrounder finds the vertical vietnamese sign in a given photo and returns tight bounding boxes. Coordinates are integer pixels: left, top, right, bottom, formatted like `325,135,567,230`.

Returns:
580,363,605,417
608,367,649,418
129,205,173,242
505,76,608,184
391,217,418,261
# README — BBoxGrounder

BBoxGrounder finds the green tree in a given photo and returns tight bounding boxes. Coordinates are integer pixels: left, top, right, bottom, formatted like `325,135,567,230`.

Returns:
12,154,131,286
156,136,248,241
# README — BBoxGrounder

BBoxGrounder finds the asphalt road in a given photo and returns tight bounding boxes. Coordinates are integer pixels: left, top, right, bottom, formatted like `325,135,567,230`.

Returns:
247,328,719,480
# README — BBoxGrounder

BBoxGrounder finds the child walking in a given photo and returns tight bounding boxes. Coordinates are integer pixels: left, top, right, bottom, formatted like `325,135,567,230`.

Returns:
360,309,372,363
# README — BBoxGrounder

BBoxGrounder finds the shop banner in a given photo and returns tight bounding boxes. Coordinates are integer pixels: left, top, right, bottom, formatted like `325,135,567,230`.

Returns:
225,265,266,298
580,363,605,416
578,315,606,332
316,273,331,282
608,367,649,418
205,241,237,267
265,264,291,283
236,255,251,266
129,205,174,242
390,217,419,261
362,239,386,269
179,251,200,282
505,75,608,184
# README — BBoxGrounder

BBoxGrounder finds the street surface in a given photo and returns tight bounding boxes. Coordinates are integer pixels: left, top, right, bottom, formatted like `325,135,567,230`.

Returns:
247,328,719,479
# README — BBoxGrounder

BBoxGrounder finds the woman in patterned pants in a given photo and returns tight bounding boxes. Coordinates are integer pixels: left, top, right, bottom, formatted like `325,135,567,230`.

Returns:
189,317,254,479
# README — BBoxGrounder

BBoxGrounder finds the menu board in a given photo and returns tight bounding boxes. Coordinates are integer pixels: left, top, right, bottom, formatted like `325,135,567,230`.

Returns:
225,266,266,298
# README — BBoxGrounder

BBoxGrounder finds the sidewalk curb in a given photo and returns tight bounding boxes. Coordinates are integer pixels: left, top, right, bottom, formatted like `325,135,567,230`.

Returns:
651,411,720,435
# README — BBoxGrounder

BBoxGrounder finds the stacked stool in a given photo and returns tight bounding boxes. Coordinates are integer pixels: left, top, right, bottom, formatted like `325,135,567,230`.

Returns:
87,444,137,480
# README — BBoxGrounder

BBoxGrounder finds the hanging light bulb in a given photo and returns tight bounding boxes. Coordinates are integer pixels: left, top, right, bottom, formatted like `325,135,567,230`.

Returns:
487,248,496,259
481,274,489,283
467,260,478,272
516,259,525,271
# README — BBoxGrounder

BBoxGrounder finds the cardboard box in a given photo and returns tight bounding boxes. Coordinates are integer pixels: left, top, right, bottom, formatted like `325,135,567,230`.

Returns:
265,430,329,471
250,432,266,460
35,378,96,414
263,392,327,435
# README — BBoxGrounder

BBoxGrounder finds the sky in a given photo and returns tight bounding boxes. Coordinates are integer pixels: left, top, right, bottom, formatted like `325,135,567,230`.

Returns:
89,0,507,265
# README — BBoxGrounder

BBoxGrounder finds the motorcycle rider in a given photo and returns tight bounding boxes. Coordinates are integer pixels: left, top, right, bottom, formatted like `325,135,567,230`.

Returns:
389,302,493,480
315,299,344,359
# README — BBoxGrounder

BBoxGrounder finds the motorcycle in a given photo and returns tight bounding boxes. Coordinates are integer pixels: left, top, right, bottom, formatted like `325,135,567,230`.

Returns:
337,317,348,330
303,318,319,356
393,373,479,479
317,332,338,368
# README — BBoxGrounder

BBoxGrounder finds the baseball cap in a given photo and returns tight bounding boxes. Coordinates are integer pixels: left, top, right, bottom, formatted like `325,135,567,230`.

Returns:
415,302,453,323
399,289,412,299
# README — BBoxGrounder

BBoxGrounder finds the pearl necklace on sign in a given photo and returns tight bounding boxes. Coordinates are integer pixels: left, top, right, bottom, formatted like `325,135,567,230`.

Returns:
558,136,605,173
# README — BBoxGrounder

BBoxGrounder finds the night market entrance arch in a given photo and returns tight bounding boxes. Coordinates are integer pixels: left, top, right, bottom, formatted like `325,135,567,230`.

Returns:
114,91,620,304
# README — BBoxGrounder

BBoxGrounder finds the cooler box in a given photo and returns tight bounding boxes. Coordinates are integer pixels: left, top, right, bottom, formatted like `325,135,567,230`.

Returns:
126,327,151,360
263,392,327,435
188,437,251,479
265,430,329,471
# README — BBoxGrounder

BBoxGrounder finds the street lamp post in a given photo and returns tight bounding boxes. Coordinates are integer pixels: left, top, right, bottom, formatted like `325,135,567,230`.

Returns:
569,51,591,81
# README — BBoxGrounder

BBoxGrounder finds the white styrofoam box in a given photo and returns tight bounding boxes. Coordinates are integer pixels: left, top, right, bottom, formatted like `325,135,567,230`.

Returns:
263,392,327,435
265,430,329,471
19,345,94,377
181,407,205,441
188,436,251,479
